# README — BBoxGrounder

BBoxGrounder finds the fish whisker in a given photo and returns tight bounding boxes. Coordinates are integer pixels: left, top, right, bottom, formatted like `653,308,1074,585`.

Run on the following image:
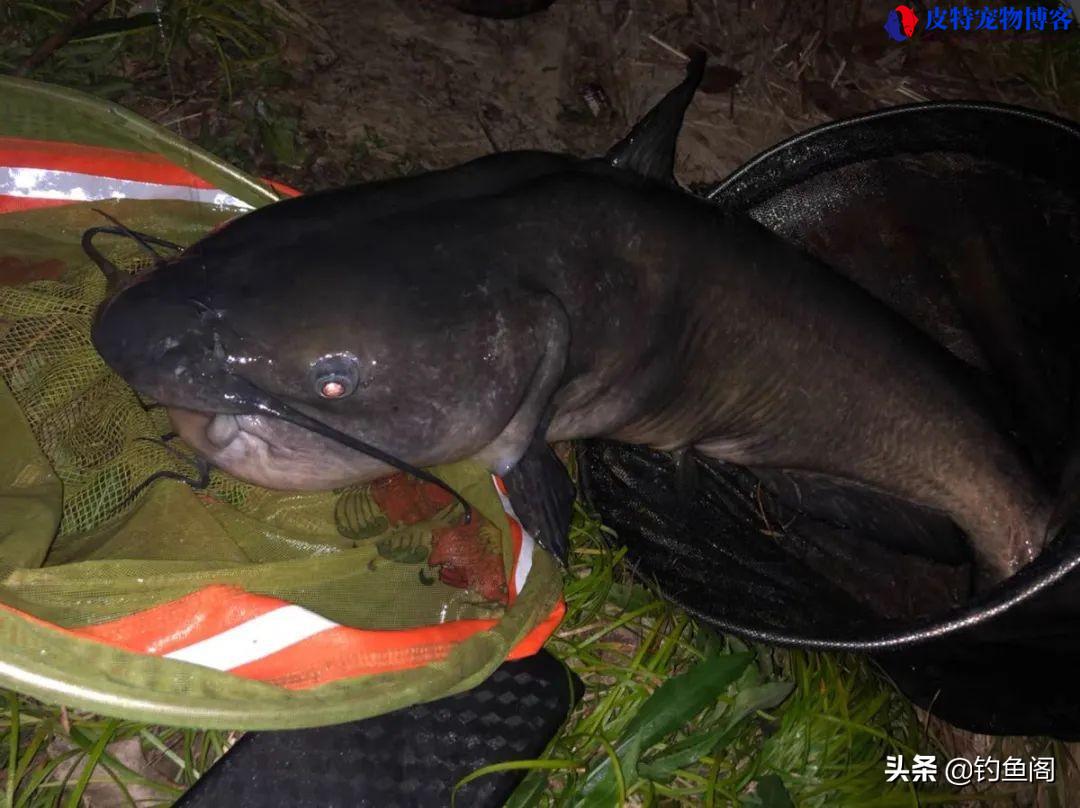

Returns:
90,208,184,265
246,383,473,525
120,436,213,510
82,213,186,299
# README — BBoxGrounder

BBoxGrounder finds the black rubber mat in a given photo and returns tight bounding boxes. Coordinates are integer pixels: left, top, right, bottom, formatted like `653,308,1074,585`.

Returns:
176,650,580,807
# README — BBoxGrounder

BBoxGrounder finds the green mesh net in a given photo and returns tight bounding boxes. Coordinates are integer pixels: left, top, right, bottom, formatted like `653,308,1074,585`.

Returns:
0,77,562,729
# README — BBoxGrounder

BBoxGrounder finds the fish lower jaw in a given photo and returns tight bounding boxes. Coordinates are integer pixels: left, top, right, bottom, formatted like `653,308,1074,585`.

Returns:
167,406,389,490
168,408,291,458
207,412,306,461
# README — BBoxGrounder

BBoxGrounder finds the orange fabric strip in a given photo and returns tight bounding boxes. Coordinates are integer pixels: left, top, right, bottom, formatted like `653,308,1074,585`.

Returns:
0,586,566,689
507,599,566,661
70,585,285,655
0,136,216,188
0,195,72,214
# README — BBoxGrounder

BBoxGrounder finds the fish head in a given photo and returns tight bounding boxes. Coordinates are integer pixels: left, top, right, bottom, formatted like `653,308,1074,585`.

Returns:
90,44,710,493
91,228,539,491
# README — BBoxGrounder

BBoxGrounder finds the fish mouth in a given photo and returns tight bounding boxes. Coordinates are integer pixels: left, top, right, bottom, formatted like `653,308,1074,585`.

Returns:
137,361,476,513
166,404,473,524
171,408,351,462
173,410,286,457
167,407,397,489
204,410,241,449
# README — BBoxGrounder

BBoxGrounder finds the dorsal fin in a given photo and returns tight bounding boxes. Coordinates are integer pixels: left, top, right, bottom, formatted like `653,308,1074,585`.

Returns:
605,50,706,184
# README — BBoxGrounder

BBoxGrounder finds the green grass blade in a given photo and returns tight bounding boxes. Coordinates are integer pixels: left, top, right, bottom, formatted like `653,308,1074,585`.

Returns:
724,681,795,729
577,735,626,808
14,750,80,808
67,726,181,798
70,14,160,42
64,719,119,808
138,729,188,777
13,720,54,796
638,727,733,781
451,759,581,807
755,773,796,808
626,652,753,750
6,691,19,808
578,652,753,801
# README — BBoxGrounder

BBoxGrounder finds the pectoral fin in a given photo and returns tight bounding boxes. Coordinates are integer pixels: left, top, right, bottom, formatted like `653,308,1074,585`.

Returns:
502,434,576,565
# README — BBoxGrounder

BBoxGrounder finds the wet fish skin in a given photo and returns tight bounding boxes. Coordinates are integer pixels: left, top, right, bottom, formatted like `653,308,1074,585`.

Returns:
92,162,1051,584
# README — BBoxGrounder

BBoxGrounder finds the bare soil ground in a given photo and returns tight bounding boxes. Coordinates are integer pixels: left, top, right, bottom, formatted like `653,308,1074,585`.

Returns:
241,0,1077,192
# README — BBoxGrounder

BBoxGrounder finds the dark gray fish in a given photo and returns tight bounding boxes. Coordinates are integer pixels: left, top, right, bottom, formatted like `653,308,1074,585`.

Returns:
91,57,1052,606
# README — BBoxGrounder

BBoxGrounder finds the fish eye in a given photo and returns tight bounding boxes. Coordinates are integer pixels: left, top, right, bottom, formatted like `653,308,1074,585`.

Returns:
318,377,348,399
310,352,361,399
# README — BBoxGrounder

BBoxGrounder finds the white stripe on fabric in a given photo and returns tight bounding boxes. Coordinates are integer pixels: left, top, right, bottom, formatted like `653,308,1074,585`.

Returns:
0,166,253,210
515,529,535,596
491,474,535,596
163,605,338,671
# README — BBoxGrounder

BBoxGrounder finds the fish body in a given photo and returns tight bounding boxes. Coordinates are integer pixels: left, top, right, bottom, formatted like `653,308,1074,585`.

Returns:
91,55,1051,585
93,156,1050,582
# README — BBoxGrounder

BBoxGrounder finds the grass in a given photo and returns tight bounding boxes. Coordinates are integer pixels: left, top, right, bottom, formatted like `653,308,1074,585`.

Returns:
0,502,1016,806
1004,34,1080,119
0,0,293,97
0,0,311,176
497,504,982,807
0,696,233,806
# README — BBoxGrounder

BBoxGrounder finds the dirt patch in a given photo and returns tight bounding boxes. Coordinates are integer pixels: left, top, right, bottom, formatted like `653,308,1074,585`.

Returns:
214,0,1075,192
